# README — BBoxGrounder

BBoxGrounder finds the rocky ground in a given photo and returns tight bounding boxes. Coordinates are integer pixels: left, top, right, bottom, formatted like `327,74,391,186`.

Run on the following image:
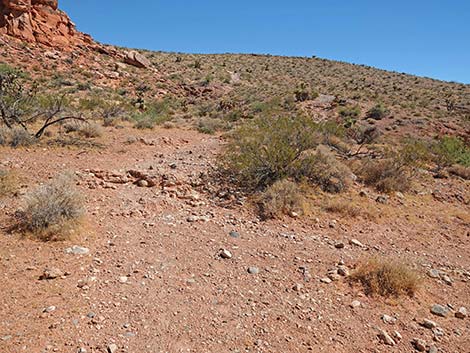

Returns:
0,126,469,353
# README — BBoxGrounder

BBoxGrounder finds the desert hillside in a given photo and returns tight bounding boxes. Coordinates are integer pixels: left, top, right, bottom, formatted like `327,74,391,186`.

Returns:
0,2,469,353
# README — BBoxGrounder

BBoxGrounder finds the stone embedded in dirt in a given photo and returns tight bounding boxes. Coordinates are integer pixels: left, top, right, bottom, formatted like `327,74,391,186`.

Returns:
107,343,118,353
247,266,259,275
219,249,232,259
65,245,90,255
376,195,388,204
119,276,128,283
382,314,397,325
393,331,402,341
431,304,450,317
441,275,452,285
293,283,303,292
328,220,337,228
350,300,361,309
455,307,467,319
377,329,396,346
43,305,56,313
39,267,63,280
334,242,345,249
137,179,149,187
229,231,240,238
187,215,199,223
337,265,349,276
422,319,437,329
320,277,332,284
125,51,152,69
428,345,438,353
349,238,364,247
428,269,440,278
412,338,427,352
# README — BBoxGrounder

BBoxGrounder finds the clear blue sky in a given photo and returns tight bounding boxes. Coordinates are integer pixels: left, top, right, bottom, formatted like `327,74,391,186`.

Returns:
61,0,470,84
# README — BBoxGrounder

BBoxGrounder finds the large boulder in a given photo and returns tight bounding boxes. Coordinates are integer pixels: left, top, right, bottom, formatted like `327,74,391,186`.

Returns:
0,0,91,47
124,51,152,69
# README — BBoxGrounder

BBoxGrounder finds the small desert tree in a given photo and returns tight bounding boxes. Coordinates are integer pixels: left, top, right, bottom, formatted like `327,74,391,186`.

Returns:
0,67,84,140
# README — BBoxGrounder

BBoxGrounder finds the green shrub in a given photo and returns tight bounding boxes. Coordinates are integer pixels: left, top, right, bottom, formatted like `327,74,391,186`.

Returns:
432,136,470,168
367,103,389,120
221,115,319,190
258,179,304,219
17,174,84,241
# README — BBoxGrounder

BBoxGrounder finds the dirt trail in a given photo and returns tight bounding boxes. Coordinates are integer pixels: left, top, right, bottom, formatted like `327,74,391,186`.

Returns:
1,127,469,353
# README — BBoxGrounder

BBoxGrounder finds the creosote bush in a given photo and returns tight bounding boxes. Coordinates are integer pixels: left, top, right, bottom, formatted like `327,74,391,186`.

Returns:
350,257,420,297
17,174,84,241
221,115,319,190
432,136,470,168
367,103,389,120
257,179,304,220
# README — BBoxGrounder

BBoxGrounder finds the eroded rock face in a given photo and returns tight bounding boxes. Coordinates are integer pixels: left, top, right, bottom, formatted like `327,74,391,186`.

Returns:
0,0,91,47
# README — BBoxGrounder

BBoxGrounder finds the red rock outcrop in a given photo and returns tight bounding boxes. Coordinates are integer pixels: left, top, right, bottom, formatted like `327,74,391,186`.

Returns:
0,0,92,47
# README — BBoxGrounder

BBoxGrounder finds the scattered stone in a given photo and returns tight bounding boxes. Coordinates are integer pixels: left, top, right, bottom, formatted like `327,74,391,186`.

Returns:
65,246,89,255
393,331,402,341
187,215,199,223
428,269,440,279
422,319,437,329
349,239,364,247
77,348,87,353
441,275,452,286
350,300,361,309
107,343,118,353
455,307,467,319
382,314,397,325
412,338,426,352
119,276,128,284
337,265,349,277
248,267,259,275
377,329,396,346
431,304,449,318
334,242,345,249
219,249,232,259
1,335,12,341
39,268,63,280
428,345,438,353
229,231,240,238
320,277,332,284
329,220,337,228
376,195,388,204
136,179,149,187
43,305,56,313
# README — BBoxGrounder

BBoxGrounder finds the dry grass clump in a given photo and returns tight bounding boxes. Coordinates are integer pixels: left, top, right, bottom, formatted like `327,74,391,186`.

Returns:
294,145,353,193
16,174,84,241
0,127,35,147
350,257,421,297
324,199,361,217
448,164,470,180
0,169,18,197
360,158,410,193
257,179,305,220
78,122,103,138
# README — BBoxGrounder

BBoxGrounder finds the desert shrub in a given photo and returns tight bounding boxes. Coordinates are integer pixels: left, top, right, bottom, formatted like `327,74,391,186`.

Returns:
197,118,226,134
0,126,10,145
339,105,361,128
350,257,420,297
17,174,84,241
432,136,470,168
10,127,34,147
292,145,353,193
78,122,103,138
367,103,389,120
133,116,156,129
221,115,319,190
294,83,319,102
0,169,18,197
258,179,304,219
360,140,428,193
324,199,360,217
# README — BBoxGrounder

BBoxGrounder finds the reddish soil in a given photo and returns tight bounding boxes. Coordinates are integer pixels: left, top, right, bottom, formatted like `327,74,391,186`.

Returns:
1,126,469,353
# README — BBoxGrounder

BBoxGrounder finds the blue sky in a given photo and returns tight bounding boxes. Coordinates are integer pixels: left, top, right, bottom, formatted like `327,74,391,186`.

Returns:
61,0,470,84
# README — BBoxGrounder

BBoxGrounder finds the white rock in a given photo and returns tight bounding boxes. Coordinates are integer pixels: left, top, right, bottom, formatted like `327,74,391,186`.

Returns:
377,329,396,346
219,249,232,259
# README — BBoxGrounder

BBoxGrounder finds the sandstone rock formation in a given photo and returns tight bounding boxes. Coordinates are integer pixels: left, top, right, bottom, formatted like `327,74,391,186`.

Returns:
0,0,92,47
125,50,152,69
